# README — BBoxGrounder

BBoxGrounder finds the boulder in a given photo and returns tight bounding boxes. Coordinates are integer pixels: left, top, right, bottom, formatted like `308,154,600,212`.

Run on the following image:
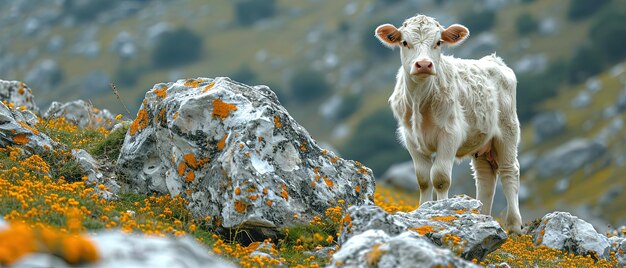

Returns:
0,80,39,113
330,229,479,268
117,77,375,237
528,211,611,259
10,231,235,268
379,161,417,190
0,101,54,152
340,196,507,260
536,138,606,178
71,149,120,199
570,91,591,109
531,111,565,144
44,100,116,130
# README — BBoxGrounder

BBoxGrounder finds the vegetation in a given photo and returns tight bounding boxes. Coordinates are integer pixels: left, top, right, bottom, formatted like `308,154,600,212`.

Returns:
460,9,496,35
289,68,332,103
89,124,128,161
567,0,610,21
151,28,204,68
515,13,538,35
233,0,277,26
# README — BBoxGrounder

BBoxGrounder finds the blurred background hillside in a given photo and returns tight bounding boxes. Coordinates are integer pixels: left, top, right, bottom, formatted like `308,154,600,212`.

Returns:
1,0,626,230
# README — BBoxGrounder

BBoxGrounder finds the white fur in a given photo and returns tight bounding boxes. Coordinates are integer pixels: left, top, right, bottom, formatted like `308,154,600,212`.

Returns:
383,15,522,233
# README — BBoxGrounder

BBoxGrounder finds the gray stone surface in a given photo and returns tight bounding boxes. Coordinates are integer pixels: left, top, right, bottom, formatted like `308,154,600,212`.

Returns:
536,138,606,178
44,99,116,130
0,80,39,113
609,236,626,266
10,231,236,268
71,149,120,199
379,161,417,190
528,211,611,259
117,77,375,236
0,101,54,152
330,229,479,268
340,195,507,260
532,111,565,144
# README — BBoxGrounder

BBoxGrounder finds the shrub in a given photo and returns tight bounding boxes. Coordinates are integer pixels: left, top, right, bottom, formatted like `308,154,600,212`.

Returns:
460,10,496,34
289,68,331,103
517,60,568,121
588,10,626,66
89,124,129,161
567,46,604,85
63,0,115,22
567,0,610,21
151,28,203,68
233,0,276,26
341,108,409,176
515,13,538,35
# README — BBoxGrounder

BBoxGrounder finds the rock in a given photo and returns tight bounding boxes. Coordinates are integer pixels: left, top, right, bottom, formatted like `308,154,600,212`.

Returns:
518,151,536,173
585,78,602,93
554,177,569,193
109,31,137,59
379,161,417,190
80,71,110,95
457,33,499,59
598,184,623,207
329,229,480,268
0,80,39,113
616,90,626,112
570,91,591,108
609,236,626,266
71,149,120,199
539,17,559,36
24,59,63,92
528,211,611,259
532,111,565,144
0,101,54,152
340,196,507,260
44,100,116,130
513,54,547,74
11,231,236,268
46,35,64,53
536,138,606,178
595,117,623,144
319,95,342,120
117,77,375,237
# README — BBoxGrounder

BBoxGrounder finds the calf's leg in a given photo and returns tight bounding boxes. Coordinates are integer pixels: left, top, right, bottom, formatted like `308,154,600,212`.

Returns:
493,136,523,234
471,155,497,215
405,140,433,204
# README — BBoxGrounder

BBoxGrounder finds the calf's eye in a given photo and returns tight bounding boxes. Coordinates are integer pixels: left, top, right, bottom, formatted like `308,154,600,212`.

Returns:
401,40,408,47
436,40,442,47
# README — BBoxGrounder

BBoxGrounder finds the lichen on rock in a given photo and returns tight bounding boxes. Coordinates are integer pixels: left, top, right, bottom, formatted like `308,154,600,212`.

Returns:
117,77,375,237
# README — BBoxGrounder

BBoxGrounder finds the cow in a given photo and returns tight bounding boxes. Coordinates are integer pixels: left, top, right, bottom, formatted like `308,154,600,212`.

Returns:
374,14,522,233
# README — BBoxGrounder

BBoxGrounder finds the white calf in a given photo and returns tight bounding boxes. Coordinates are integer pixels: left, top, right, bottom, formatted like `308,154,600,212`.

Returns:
375,14,522,233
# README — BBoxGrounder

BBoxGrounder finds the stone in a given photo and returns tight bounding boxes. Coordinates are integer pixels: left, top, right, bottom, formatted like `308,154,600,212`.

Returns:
0,80,39,113
0,101,55,152
329,229,480,268
44,100,116,130
513,54,547,74
554,177,569,193
616,90,626,112
340,195,507,260
539,17,558,36
46,35,64,53
11,230,236,268
570,91,591,108
71,149,120,199
598,184,623,207
109,31,137,59
585,78,602,93
117,77,375,237
595,117,623,144
25,59,63,92
536,138,606,178
609,236,626,266
528,211,611,259
379,161,417,190
531,111,565,144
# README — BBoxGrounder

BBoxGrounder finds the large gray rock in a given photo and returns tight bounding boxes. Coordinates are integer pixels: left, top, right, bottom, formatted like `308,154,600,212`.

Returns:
72,149,120,199
10,231,235,268
330,230,479,268
528,211,611,259
44,100,116,130
340,196,507,260
379,161,417,190
532,111,565,144
536,138,606,178
117,77,375,236
0,101,54,152
0,80,39,113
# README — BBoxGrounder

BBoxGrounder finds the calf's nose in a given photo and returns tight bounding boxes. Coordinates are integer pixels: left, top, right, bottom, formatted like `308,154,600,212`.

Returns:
415,60,433,71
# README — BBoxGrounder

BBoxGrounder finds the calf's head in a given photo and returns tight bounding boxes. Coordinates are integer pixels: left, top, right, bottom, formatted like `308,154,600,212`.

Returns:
375,15,469,80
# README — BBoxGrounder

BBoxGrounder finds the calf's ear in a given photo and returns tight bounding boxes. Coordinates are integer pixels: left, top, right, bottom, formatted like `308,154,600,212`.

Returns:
441,24,470,46
375,24,402,48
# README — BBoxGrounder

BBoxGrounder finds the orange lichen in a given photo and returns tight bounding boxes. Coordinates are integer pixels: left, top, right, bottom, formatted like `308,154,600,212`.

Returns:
12,134,29,145
323,176,333,188
184,79,199,88
153,85,167,98
274,116,282,128
410,225,437,236
177,163,187,177
310,181,316,187
330,156,339,163
430,216,458,222
454,209,467,214
172,112,179,119
355,185,361,193
235,187,241,195
202,81,216,93
248,195,258,201
266,200,272,206
129,108,149,136
212,99,237,120
366,243,384,267
183,153,197,169
18,84,25,95
262,187,268,195
217,133,229,150
18,121,39,135
234,201,247,213
185,171,195,182
471,209,480,214
280,183,289,201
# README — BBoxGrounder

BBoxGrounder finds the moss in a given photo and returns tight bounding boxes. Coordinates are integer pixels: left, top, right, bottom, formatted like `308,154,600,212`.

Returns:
88,124,128,161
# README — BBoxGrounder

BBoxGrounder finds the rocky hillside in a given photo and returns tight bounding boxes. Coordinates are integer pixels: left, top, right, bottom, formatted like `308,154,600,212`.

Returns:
0,77,625,267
